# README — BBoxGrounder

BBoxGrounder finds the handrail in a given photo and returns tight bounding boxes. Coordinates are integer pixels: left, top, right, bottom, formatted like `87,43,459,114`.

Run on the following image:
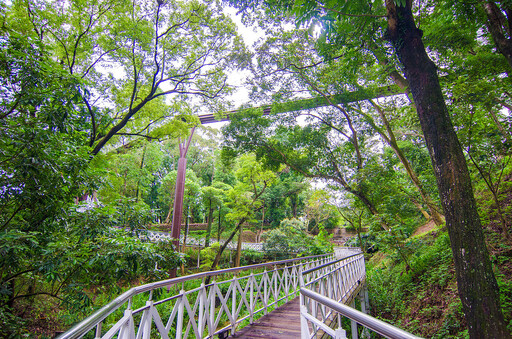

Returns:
58,253,331,339
301,252,361,275
300,288,422,339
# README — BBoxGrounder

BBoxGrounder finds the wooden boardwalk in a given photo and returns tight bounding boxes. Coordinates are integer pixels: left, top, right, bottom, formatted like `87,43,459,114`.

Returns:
229,298,301,339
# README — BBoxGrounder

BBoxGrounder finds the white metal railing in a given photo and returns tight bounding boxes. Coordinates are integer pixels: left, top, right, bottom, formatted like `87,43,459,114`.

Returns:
57,254,334,339
334,246,362,259
300,289,421,339
299,253,421,339
143,229,264,252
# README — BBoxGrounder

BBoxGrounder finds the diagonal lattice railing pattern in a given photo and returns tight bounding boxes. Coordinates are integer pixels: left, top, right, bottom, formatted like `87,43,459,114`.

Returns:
58,253,340,339
299,253,367,339
299,252,421,339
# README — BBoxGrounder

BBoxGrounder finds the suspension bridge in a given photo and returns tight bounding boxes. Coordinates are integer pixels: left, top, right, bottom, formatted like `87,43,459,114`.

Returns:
57,248,421,339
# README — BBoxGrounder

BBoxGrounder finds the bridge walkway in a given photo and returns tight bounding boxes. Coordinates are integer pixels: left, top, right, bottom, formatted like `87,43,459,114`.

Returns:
229,297,301,339
57,248,421,339
228,248,359,339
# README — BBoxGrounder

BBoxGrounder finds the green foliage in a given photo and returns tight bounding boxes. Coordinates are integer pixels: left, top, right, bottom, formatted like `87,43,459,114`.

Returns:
263,218,307,259
225,154,276,225
305,189,339,231
0,36,93,233
0,31,184,327
7,0,248,153
263,218,333,259
240,249,265,266
0,203,183,334
114,199,156,230
308,227,334,255
3,0,512,335
0,305,27,338
200,243,221,271
367,231,466,337
495,262,512,333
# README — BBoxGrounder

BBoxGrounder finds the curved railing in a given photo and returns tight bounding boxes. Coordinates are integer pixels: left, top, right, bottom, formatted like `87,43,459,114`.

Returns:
58,254,334,339
300,289,421,339
299,252,421,339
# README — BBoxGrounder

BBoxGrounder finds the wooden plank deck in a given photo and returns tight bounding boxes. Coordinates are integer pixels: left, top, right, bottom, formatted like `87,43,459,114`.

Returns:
229,298,301,339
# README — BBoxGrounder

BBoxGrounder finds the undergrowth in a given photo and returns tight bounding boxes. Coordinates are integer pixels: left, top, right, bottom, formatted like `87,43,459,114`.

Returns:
367,231,468,338
367,223,512,338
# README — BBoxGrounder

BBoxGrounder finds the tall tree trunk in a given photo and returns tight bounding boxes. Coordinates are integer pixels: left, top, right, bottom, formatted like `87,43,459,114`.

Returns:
205,199,214,247
183,206,190,253
164,195,174,224
235,224,243,267
483,2,512,69
135,143,147,203
386,2,509,337
181,206,190,275
217,207,222,242
168,127,195,278
206,220,245,285
291,194,298,218
259,203,265,242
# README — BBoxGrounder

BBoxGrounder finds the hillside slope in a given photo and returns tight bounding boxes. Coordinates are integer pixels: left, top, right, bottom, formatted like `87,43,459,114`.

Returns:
366,182,512,338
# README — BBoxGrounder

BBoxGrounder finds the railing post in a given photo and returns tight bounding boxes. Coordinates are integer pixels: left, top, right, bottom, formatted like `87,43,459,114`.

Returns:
293,262,300,294
335,327,348,339
119,298,135,339
284,264,290,300
364,284,370,313
273,265,278,304
119,309,135,339
249,272,254,324
350,299,358,339
94,323,102,339
359,286,371,339
359,287,367,314
141,300,153,339
209,280,216,337
299,275,310,339
198,283,206,338
176,290,185,339
264,268,268,314
231,275,237,335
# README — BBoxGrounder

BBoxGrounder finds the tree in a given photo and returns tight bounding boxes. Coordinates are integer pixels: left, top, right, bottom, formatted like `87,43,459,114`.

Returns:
0,30,183,335
305,189,338,233
249,26,443,225
263,218,333,259
384,3,508,336
9,0,247,155
94,141,165,205
201,184,226,247
223,107,397,232
250,169,309,243
482,1,512,69
228,0,510,337
208,154,275,271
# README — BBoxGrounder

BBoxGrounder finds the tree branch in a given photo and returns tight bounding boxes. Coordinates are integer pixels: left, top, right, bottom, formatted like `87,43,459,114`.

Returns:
318,4,387,18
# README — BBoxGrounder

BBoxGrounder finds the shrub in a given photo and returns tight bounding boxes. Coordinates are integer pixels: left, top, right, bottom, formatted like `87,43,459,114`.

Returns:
200,243,221,270
240,249,264,266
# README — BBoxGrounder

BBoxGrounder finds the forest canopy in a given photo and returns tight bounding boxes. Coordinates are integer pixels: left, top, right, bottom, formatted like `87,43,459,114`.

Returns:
1,0,512,338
